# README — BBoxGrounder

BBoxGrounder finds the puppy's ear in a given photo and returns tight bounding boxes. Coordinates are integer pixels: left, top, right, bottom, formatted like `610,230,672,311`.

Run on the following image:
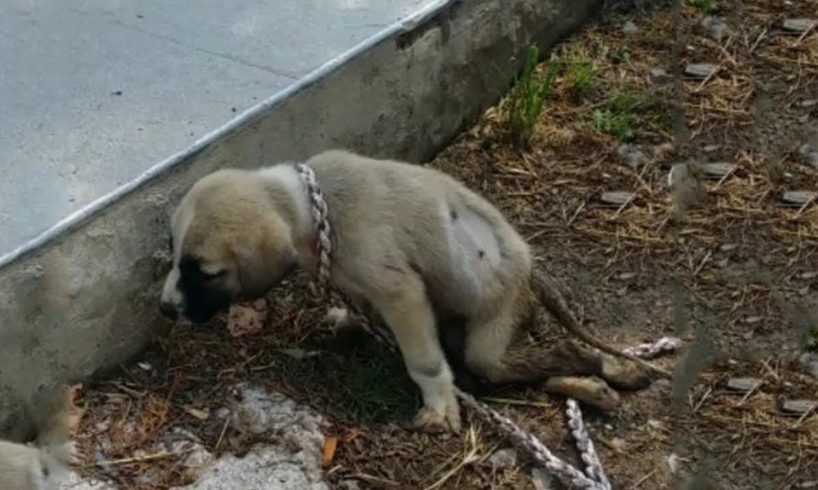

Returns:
234,213,297,297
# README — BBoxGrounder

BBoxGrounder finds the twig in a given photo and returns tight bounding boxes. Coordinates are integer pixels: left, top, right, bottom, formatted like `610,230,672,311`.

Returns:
88,449,192,468
629,469,657,488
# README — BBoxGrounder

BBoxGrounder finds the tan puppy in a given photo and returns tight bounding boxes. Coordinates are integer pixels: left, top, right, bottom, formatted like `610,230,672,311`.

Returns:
160,150,650,432
0,385,76,490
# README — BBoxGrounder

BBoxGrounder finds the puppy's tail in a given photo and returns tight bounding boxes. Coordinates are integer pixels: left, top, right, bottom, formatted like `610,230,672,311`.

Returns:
530,270,673,379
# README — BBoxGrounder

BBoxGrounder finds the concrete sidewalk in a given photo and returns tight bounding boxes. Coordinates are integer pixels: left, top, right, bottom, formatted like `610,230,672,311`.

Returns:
0,0,435,265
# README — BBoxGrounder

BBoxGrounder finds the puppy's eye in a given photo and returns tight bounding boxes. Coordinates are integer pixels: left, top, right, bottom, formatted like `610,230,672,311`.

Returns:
200,269,226,281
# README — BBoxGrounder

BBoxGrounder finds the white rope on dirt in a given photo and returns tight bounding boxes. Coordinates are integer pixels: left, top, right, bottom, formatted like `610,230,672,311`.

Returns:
296,163,679,489
622,336,681,359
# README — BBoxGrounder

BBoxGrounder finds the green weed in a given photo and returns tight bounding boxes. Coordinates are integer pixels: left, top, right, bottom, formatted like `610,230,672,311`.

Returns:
565,50,596,95
806,328,817,352
505,44,561,144
324,332,416,425
687,0,719,14
592,92,646,142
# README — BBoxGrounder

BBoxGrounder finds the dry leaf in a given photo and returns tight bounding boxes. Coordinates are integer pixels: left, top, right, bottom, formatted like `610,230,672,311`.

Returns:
322,436,338,464
67,384,85,435
226,304,268,337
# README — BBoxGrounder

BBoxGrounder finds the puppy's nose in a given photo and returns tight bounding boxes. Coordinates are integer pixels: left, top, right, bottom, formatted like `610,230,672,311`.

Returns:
159,301,178,320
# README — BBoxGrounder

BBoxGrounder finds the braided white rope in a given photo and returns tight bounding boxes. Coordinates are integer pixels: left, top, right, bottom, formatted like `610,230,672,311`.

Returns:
296,164,333,289
566,399,611,489
455,388,604,490
295,163,681,489
622,336,680,359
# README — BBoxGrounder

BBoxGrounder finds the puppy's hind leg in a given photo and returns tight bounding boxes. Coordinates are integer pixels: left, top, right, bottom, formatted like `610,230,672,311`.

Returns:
463,303,628,410
369,274,461,433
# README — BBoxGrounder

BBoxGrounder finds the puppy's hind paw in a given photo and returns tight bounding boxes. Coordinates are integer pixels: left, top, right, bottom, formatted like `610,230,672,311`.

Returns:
544,376,621,411
601,356,652,390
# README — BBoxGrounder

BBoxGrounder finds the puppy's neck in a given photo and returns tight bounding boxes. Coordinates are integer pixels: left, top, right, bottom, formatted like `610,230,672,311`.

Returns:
257,163,317,262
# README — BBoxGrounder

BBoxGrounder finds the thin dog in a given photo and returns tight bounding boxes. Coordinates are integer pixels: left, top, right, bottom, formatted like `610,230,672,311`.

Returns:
159,150,655,432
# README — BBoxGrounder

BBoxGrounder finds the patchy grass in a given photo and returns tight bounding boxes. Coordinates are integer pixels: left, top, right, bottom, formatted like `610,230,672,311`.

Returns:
564,46,597,96
504,44,561,144
319,333,417,425
686,0,719,15
591,92,645,141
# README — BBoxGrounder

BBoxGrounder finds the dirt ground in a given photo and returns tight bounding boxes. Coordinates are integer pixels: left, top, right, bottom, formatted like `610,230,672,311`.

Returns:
71,1,818,489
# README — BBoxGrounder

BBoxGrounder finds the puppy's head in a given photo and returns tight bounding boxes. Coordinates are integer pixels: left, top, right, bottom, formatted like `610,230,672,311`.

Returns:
159,169,298,323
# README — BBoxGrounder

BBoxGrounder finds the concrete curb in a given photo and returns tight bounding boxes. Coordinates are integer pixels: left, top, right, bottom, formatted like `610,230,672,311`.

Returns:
0,0,604,429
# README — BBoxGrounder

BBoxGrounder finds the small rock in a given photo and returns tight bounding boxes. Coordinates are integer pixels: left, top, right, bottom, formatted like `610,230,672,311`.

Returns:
182,445,215,477
251,298,268,310
184,407,210,421
609,437,626,452
727,377,761,392
532,468,556,490
59,472,116,490
278,348,320,360
783,18,816,33
649,67,668,79
170,427,203,444
701,16,729,41
600,191,636,206
799,353,818,378
702,162,736,179
782,191,817,206
616,144,644,169
338,480,361,490
650,379,672,394
623,20,638,34
489,448,518,469
231,383,326,439
797,144,818,169
781,399,817,415
685,63,719,78
95,418,112,432
667,453,682,474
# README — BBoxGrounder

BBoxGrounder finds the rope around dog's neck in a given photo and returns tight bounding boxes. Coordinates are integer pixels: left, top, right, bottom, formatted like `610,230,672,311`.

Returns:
296,163,333,289
296,163,396,347
294,162,678,489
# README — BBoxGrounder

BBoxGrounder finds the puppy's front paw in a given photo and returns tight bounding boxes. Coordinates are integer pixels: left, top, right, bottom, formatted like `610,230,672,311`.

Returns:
412,398,461,433
601,356,652,390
